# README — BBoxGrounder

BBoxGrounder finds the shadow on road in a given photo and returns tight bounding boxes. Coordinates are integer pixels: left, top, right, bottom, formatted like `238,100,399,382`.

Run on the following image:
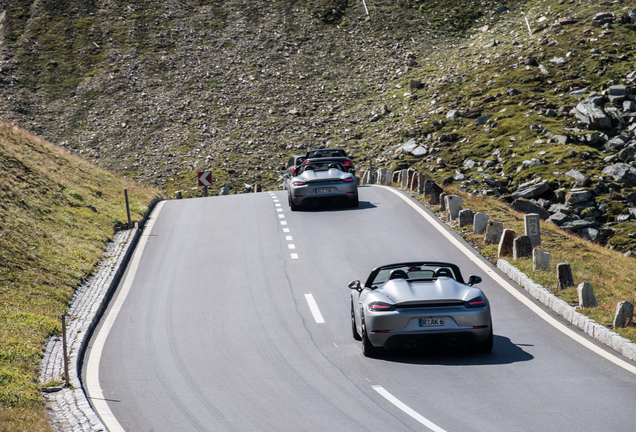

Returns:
378,335,534,366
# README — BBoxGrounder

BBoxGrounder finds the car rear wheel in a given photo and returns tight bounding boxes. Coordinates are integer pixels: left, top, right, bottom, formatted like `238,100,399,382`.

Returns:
475,327,494,353
349,195,359,207
351,301,361,341
288,193,300,211
361,314,379,358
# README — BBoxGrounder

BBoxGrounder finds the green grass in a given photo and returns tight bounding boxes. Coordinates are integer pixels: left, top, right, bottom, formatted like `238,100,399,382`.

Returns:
0,122,161,431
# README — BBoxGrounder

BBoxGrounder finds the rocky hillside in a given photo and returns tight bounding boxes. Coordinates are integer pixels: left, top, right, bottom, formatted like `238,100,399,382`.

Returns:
1,0,636,252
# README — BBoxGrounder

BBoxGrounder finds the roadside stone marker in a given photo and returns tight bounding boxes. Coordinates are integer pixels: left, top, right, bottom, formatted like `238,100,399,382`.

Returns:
458,209,475,227
484,221,504,244
417,173,424,194
533,248,550,271
445,195,463,220
473,212,489,234
524,213,542,247
401,169,409,188
498,229,516,257
439,192,447,211
613,301,634,328
577,282,598,308
556,263,574,289
430,184,443,205
513,235,533,259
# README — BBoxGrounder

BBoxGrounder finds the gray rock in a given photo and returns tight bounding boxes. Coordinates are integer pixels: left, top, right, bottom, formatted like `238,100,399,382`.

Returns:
625,191,636,204
473,212,490,234
573,102,611,129
561,218,599,231
592,12,615,26
602,163,636,186
475,114,492,126
619,147,636,163
616,214,631,222
510,199,550,220
484,220,504,245
608,85,627,105
623,100,636,112
511,180,551,199
548,211,572,226
605,136,627,151
446,109,460,119
565,190,592,205
545,109,557,118
458,209,475,227
498,229,517,258
577,282,598,308
569,88,588,96
548,203,572,214
412,146,427,157
565,169,590,187
613,301,634,328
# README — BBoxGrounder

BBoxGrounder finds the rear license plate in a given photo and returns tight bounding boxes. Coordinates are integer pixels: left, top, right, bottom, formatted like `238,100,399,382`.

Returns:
315,188,335,194
419,318,444,327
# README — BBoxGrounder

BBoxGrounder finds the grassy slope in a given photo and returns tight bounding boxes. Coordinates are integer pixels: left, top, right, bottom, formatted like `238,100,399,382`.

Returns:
0,122,161,431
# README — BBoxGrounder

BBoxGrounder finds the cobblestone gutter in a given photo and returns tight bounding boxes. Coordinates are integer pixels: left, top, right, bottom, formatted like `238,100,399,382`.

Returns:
497,258,636,362
39,198,163,432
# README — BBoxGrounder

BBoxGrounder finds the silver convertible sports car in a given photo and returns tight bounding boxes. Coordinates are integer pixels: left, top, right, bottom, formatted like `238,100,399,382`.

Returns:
348,261,493,357
285,159,358,210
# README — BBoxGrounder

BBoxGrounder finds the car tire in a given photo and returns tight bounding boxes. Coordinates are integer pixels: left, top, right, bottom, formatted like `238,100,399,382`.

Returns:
349,195,359,208
351,301,361,341
289,193,300,211
361,314,379,358
475,327,494,353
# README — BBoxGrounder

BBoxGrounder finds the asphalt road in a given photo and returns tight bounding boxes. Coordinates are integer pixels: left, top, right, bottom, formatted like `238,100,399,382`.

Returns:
84,185,636,432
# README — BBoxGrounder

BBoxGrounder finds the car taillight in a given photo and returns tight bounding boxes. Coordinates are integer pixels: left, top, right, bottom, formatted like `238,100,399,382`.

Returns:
344,178,354,182
292,181,305,186
368,302,396,312
465,296,486,308
344,160,351,166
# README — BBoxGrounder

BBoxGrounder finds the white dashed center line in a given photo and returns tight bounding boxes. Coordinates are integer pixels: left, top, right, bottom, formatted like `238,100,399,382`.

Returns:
288,244,296,250
290,253,298,259
304,294,325,323
285,236,293,241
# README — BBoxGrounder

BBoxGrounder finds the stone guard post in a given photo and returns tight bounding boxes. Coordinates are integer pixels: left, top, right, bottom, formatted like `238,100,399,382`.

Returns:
525,213,541,248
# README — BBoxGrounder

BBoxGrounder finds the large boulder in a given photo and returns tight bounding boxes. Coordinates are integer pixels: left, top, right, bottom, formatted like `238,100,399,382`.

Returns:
602,163,636,186
573,101,612,129
510,199,550,220
511,180,551,199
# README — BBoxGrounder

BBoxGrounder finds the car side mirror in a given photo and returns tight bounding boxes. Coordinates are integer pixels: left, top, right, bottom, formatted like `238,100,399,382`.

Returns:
348,280,362,292
468,275,482,286
349,168,356,175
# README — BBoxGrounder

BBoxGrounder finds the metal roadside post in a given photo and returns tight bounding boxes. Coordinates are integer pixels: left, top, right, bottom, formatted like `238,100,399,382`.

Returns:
198,171,212,196
124,189,132,229
61,315,69,387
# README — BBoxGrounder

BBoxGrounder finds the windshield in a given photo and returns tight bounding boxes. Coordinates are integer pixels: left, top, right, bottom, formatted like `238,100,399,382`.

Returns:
370,264,458,286
300,162,344,173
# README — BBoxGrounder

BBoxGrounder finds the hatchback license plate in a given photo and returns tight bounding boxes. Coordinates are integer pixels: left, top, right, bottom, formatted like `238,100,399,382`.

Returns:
315,188,335,194
419,318,444,327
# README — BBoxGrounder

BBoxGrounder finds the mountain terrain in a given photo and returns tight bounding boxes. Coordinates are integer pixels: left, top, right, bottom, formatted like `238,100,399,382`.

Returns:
1,0,636,251
2,1,636,429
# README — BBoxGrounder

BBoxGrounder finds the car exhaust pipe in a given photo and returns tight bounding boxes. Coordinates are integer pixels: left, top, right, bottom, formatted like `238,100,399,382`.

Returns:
404,338,418,349
310,199,319,206
446,337,460,347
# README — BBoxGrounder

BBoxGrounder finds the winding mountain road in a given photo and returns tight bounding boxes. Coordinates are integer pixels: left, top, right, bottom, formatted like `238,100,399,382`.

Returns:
83,186,636,432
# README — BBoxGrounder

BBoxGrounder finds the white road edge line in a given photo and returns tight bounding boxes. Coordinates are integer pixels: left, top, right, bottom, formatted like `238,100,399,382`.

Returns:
371,385,447,432
379,185,636,375
305,293,325,323
85,200,166,432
